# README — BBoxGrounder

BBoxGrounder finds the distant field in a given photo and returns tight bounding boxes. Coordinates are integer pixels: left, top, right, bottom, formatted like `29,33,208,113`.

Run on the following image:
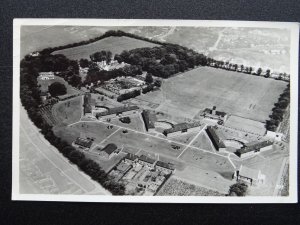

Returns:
52,36,160,60
139,67,287,122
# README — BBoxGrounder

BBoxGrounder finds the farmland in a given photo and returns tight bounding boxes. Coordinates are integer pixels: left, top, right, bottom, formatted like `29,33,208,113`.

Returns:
52,36,160,60
138,67,287,122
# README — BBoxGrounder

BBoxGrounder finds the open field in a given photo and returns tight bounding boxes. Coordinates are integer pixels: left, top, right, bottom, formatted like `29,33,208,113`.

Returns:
139,67,287,122
174,166,235,194
190,131,215,151
180,148,234,175
52,36,159,60
19,106,110,195
100,128,185,158
52,96,83,126
157,177,224,196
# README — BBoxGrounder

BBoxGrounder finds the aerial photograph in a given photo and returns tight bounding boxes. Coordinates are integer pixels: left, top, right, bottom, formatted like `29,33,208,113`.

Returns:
16,22,292,199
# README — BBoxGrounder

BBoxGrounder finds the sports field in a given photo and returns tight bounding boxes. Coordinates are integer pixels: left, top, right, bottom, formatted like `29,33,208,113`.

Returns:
52,96,83,126
52,36,159,60
139,67,287,122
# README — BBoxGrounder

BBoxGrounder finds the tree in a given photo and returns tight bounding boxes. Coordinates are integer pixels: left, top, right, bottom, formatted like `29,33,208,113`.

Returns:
256,67,262,76
265,69,271,78
48,82,67,96
154,79,162,88
229,182,248,196
79,58,89,68
145,73,154,84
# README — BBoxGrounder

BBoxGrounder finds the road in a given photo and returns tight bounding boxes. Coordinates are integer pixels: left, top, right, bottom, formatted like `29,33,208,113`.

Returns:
18,106,111,195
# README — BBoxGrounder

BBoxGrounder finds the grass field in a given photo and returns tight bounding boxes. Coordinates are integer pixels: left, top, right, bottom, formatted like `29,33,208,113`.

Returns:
52,36,160,60
100,128,185,158
139,67,287,122
52,96,82,126
157,177,224,196
190,132,215,151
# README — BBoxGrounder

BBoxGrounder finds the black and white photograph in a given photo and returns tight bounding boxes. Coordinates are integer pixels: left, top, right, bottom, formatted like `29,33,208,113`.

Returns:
12,19,299,203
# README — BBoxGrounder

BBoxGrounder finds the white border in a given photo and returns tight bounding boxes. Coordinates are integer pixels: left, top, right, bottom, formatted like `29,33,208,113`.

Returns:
12,19,299,203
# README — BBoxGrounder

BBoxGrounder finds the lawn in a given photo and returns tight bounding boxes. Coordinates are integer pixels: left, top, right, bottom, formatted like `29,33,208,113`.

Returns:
190,132,215,151
138,67,287,122
99,128,185,158
52,96,83,126
52,36,160,60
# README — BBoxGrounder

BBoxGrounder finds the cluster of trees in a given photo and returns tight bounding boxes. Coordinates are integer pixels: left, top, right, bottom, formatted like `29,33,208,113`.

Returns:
48,82,67,97
228,182,248,196
114,45,207,78
20,53,125,195
266,84,290,131
117,89,141,102
119,117,131,124
90,51,112,63
85,64,142,84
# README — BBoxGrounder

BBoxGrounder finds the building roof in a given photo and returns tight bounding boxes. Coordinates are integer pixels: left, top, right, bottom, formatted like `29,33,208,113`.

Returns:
237,140,273,154
141,110,157,130
238,165,260,180
101,143,118,155
203,108,227,117
125,153,139,161
163,121,201,135
156,161,175,170
96,105,139,117
139,155,156,164
74,137,93,148
206,126,226,148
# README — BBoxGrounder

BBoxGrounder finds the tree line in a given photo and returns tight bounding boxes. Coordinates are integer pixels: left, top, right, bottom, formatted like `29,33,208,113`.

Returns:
114,45,207,78
266,83,290,131
20,53,125,195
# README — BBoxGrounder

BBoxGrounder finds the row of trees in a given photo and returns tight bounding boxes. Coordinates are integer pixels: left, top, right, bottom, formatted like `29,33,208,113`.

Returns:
117,89,141,102
114,45,207,79
266,84,290,131
39,30,166,55
20,53,125,195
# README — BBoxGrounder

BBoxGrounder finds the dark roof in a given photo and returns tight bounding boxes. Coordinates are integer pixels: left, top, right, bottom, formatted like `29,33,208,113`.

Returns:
139,155,156,164
125,153,139,161
141,110,157,131
156,161,175,170
97,105,139,117
237,140,273,154
74,137,93,148
83,93,92,113
163,121,201,134
203,107,227,117
102,143,118,155
206,126,226,148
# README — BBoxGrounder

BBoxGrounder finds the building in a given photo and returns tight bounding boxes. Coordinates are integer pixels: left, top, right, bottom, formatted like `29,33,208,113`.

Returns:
205,126,226,151
72,137,93,151
138,155,156,169
96,105,139,119
155,160,174,174
98,143,118,159
141,110,157,132
233,165,265,186
38,72,55,80
124,153,139,163
201,106,228,122
163,121,202,137
83,93,92,115
235,140,273,158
